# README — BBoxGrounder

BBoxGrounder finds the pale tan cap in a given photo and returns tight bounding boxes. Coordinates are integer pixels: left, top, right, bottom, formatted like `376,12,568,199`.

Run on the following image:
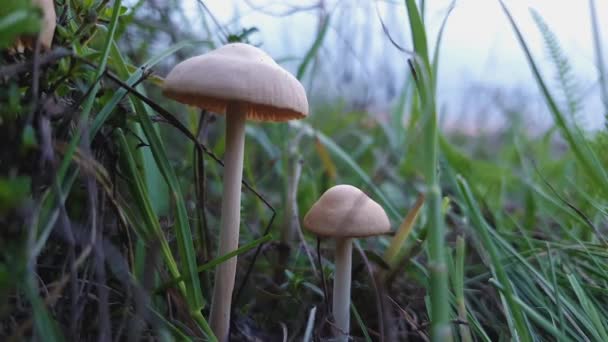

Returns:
303,184,391,238
162,43,309,122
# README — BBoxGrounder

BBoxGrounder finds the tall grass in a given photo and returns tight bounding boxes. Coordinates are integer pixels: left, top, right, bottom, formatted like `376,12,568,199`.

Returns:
403,0,451,340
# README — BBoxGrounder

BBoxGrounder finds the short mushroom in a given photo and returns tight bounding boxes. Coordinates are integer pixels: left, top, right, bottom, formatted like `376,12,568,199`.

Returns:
303,184,391,341
14,0,56,52
163,43,308,341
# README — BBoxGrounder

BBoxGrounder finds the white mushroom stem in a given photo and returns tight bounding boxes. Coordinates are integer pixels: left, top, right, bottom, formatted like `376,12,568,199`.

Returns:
209,102,247,341
333,237,353,341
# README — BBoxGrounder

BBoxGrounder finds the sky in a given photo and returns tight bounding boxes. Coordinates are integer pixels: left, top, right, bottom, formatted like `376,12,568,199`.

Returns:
180,0,607,132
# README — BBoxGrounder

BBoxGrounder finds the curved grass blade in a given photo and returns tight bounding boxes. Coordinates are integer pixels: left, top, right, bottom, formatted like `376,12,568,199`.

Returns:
384,192,425,267
296,14,330,80
91,39,211,136
404,1,449,339
155,234,272,294
431,0,456,93
456,175,532,342
115,129,183,286
351,302,372,342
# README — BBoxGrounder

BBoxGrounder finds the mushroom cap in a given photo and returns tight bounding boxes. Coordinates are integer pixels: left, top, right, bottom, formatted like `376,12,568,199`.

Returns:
162,43,309,122
303,184,391,238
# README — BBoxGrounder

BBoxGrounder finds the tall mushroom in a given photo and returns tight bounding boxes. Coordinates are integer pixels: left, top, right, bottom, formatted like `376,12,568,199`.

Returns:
303,184,391,341
163,43,308,341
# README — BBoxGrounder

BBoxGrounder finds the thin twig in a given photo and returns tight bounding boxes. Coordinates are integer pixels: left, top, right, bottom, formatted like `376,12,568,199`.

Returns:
196,0,230,42
0,48,73,79
532,160,604,243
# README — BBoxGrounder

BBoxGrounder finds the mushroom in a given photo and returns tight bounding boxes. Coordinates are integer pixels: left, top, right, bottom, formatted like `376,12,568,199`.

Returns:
303,184,391,341
163,43,308,341
14,0,56,52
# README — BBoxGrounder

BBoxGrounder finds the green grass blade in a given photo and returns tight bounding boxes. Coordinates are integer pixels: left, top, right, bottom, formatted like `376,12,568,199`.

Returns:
296,14,330,80
431,1,456,93
567,273,608,341
384,193,424,267
466,310,493,342
56,0,123,182
405,0,430,74
486,219,598,340
453,236,472,342
404,1,449,340
148,306,193,341
546,243,566,336
509,295,573,342
91,39,208,137
456,175,532,342
109,42,168,215
351,302,372,342
115,129,182,282
127,88,204,307
155,234,272,293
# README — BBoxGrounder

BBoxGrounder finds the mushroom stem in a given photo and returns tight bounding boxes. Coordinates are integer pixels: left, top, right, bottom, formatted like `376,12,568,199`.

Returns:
333,237,353,341
209,102,247,341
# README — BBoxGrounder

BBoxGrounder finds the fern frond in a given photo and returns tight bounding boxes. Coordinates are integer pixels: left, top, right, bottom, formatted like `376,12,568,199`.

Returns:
531,9,582,122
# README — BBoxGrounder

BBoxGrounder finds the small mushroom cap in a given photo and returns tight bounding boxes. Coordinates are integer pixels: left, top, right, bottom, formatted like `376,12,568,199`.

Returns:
303,184,391,238
162,43,308,122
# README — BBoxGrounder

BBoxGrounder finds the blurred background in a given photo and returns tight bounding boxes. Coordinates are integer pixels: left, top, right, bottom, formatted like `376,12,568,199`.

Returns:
132,0,608,133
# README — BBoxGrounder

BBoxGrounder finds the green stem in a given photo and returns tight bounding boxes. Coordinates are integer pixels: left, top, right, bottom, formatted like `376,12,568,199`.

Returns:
192,311,218,342
404,1,450,339
425,121,450,341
